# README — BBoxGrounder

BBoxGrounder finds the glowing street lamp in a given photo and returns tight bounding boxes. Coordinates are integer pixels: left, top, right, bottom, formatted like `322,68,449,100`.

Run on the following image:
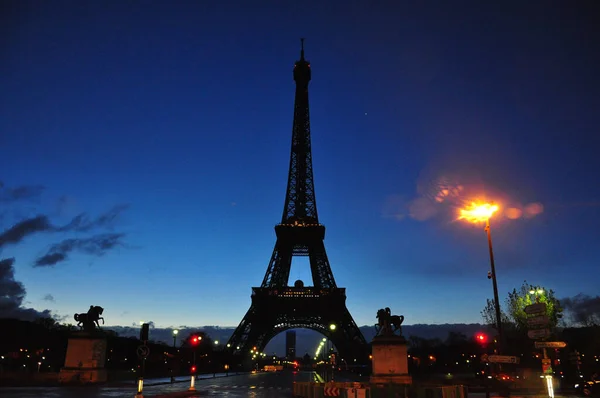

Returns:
459,201,503,353
172,329,179,348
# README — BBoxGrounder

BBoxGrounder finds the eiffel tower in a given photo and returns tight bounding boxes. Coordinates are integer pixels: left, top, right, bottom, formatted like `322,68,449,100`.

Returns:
226,40,368,363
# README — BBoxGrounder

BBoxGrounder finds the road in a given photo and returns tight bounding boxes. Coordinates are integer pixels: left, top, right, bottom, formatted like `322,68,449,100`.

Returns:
0,372,580,398
0,370,325,397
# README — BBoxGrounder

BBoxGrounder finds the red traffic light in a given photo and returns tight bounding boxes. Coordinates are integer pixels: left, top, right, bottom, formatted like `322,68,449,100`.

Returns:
475,333,488,344
191,335,202,345
191,365,196,373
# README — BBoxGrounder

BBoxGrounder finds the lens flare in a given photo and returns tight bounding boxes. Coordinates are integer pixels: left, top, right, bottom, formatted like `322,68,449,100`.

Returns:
505,207,523,219
524,202,544,218
458,202,499,223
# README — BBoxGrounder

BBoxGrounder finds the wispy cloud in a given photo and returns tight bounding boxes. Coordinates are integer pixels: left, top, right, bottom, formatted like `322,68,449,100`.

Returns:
42,294,55,302
0,182,45,203
0,215,54,248
34,233,127,267
60,204,129,232
0,205,129,250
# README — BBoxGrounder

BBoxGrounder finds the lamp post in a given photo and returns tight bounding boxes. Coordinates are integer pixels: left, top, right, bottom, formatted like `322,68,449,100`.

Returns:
172,329,178,348
328,323,336,382
459,202,503,353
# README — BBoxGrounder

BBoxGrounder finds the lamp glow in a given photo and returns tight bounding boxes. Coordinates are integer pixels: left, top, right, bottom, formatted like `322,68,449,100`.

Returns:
458,202,499,223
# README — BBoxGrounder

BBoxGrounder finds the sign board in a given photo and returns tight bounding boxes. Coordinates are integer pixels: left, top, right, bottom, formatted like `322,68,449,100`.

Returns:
488,355,520,364
528,328,550,340
346,389,366,398
136,345,150,358
524,303,547,315
542,363,552,374
535,341,567,349
527,315,549,327
480,354,489,363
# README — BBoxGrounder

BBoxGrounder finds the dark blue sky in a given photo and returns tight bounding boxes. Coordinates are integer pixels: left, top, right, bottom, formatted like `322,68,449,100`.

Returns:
1,0,599,329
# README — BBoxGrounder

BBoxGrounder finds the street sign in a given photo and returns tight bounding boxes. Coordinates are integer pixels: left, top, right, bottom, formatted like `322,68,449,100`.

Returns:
487,355,520,364
524,303,547,315
480,354,489,363
535,341,567,349
528,328,550,339
137,345,150,358
527,315,549,326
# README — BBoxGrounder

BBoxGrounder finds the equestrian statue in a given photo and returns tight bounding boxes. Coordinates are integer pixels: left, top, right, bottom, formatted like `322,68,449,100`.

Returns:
74,305,105,332
375,307,405,337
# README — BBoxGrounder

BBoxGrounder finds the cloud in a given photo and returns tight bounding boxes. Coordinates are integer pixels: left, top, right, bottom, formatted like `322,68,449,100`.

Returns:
60,204,129,232
561,294,600,326
0,205,129,249
0,257,52,320
34,233,127,267
0,215,54,248
43,294,55,302
0,183,45,203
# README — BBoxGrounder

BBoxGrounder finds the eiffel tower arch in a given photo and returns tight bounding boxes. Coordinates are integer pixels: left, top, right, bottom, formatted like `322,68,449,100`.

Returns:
225,40,368,363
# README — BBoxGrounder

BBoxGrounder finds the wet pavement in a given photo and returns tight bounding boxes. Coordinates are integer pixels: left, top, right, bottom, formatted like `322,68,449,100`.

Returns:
0,371,319,397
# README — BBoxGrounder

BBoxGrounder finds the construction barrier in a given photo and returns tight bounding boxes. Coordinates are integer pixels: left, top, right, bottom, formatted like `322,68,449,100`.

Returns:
292,382,468,398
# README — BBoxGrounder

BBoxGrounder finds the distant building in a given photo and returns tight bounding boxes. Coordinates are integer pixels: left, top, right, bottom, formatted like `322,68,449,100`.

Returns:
286,331,296,359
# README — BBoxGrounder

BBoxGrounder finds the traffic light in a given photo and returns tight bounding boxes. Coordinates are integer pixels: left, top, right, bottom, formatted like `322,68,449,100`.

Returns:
191,365,196,373
475,333,488,345
140,323,149,342
190,335,202,345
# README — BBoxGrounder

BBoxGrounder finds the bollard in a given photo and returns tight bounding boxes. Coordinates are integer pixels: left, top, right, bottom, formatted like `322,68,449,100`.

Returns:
135,377,144,397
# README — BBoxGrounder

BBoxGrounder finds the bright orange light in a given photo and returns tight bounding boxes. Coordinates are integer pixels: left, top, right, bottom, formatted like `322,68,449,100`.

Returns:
458,202,499,223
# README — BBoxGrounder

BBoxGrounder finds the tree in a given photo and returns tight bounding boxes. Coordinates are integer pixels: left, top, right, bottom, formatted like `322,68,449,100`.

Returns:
481,280,563,332
182,330,214,354
480,299,511,331
505,281,563,331
33,317,58,331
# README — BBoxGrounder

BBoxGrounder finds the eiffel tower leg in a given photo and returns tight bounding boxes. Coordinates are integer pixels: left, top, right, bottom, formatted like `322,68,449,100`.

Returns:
328,306,369,363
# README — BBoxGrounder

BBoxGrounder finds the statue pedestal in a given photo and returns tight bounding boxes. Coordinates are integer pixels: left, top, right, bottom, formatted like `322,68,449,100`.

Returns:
370,334,412,385
59,332,108,384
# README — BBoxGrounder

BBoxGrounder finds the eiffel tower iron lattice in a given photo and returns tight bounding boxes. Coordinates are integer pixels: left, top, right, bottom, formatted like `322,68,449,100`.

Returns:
225,40,368,363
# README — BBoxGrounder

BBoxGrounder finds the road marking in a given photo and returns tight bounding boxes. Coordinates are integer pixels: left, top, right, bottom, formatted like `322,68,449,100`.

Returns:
202,384,292,391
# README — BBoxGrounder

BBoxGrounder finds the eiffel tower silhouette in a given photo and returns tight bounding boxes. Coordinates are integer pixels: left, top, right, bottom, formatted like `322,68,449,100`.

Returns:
226,39,368,363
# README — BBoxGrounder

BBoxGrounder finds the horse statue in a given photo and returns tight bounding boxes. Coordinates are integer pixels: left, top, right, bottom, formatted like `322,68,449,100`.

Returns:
74,305,105,332
375,307,405,337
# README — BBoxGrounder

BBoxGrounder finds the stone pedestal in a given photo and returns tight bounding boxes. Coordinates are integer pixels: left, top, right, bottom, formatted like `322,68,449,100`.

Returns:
59,332,108,384
370,335,412,385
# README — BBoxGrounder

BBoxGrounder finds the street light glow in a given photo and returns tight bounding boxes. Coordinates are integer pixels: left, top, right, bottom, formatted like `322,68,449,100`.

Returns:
173,329,178,335
458,202,499,223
